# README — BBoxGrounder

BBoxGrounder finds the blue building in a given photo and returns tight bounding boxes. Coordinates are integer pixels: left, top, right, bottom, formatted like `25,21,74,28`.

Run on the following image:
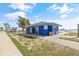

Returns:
25,22,61,36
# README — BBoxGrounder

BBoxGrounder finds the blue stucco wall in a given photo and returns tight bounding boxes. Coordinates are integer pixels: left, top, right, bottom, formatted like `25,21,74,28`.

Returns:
26,25,59,36
48,25,52,32
39,26,48,36
39,25,59,36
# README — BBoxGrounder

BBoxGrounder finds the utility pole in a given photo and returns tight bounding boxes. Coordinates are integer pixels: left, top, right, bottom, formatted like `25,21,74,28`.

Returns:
77,24,79,37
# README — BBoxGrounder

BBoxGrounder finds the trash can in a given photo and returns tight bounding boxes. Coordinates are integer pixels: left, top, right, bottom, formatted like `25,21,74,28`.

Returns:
48,32,53,36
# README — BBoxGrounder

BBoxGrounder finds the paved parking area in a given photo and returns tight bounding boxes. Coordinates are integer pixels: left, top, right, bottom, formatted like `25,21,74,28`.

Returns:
0,31,22,56
43,36,79,51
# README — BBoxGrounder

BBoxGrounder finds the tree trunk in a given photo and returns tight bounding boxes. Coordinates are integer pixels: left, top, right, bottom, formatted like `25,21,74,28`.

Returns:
22,27,24,32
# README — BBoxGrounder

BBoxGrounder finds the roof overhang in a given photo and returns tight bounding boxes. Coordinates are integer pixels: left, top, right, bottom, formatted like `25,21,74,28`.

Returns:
24,22,62,28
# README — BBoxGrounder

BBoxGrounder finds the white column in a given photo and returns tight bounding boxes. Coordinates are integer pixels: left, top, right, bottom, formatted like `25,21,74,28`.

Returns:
36,26,39,35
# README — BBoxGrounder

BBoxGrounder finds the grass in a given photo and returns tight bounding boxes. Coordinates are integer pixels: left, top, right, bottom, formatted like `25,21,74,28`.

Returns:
7,32,79,56
18,33,38,39
27,36,38,39
59,37,79,42
64,32,77,36
22,35,38,39
7,34,32,56
60,32,79,42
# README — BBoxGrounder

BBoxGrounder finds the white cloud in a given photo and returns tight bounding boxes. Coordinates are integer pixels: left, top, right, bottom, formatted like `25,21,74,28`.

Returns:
47,4,55,10
47,4,74,19
30,16,79,29
47,4,60,10
60,14,68,18
29,11,32,13
0,0,79,3
9,3,35,11
56,17,79,29
47,4,74,14
30,18,45,24
59,4,73,14
46,19,56,23
43,17,79,29
34,15,39,18
5,12,26,20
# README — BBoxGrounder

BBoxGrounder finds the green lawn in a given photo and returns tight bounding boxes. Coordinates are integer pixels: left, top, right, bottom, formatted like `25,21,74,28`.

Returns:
8,34,31,56
7,32,79,56
64,32,77,36
60,32,79,42
59,37,79,42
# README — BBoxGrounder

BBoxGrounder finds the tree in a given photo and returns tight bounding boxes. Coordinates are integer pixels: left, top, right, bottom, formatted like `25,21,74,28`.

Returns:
26,19,30,25
0,27,3,31
11,27,17,32
0,27,3,29
18,16,30,31
4,23,11,32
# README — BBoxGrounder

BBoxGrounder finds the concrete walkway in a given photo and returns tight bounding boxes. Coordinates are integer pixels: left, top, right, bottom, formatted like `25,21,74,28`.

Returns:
43,36,79,51
0,31,22,56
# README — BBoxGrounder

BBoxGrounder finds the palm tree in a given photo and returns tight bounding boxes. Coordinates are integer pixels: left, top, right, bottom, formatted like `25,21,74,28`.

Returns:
18,16,30,31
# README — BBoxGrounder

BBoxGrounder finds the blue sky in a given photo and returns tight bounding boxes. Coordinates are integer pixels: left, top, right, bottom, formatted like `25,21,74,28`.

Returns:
0,3,79,29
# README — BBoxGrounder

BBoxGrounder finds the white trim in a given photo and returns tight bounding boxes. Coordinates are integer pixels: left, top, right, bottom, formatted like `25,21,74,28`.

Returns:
52,26,54,35
36,26,39,35
44,25,48,29
38,26,39,35
30,27,32,33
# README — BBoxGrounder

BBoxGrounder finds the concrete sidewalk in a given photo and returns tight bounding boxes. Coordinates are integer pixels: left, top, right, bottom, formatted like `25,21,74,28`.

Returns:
0,31,22,56
43,36,79,51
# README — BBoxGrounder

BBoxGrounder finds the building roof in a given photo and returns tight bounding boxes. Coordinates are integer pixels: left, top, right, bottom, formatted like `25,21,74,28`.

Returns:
24,22,62,28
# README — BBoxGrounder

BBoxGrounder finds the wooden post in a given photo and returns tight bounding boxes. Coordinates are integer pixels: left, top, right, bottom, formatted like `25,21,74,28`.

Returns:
77,24,79,37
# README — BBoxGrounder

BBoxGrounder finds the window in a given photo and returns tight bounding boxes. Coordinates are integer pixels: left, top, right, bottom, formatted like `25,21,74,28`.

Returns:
44,25,48,29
